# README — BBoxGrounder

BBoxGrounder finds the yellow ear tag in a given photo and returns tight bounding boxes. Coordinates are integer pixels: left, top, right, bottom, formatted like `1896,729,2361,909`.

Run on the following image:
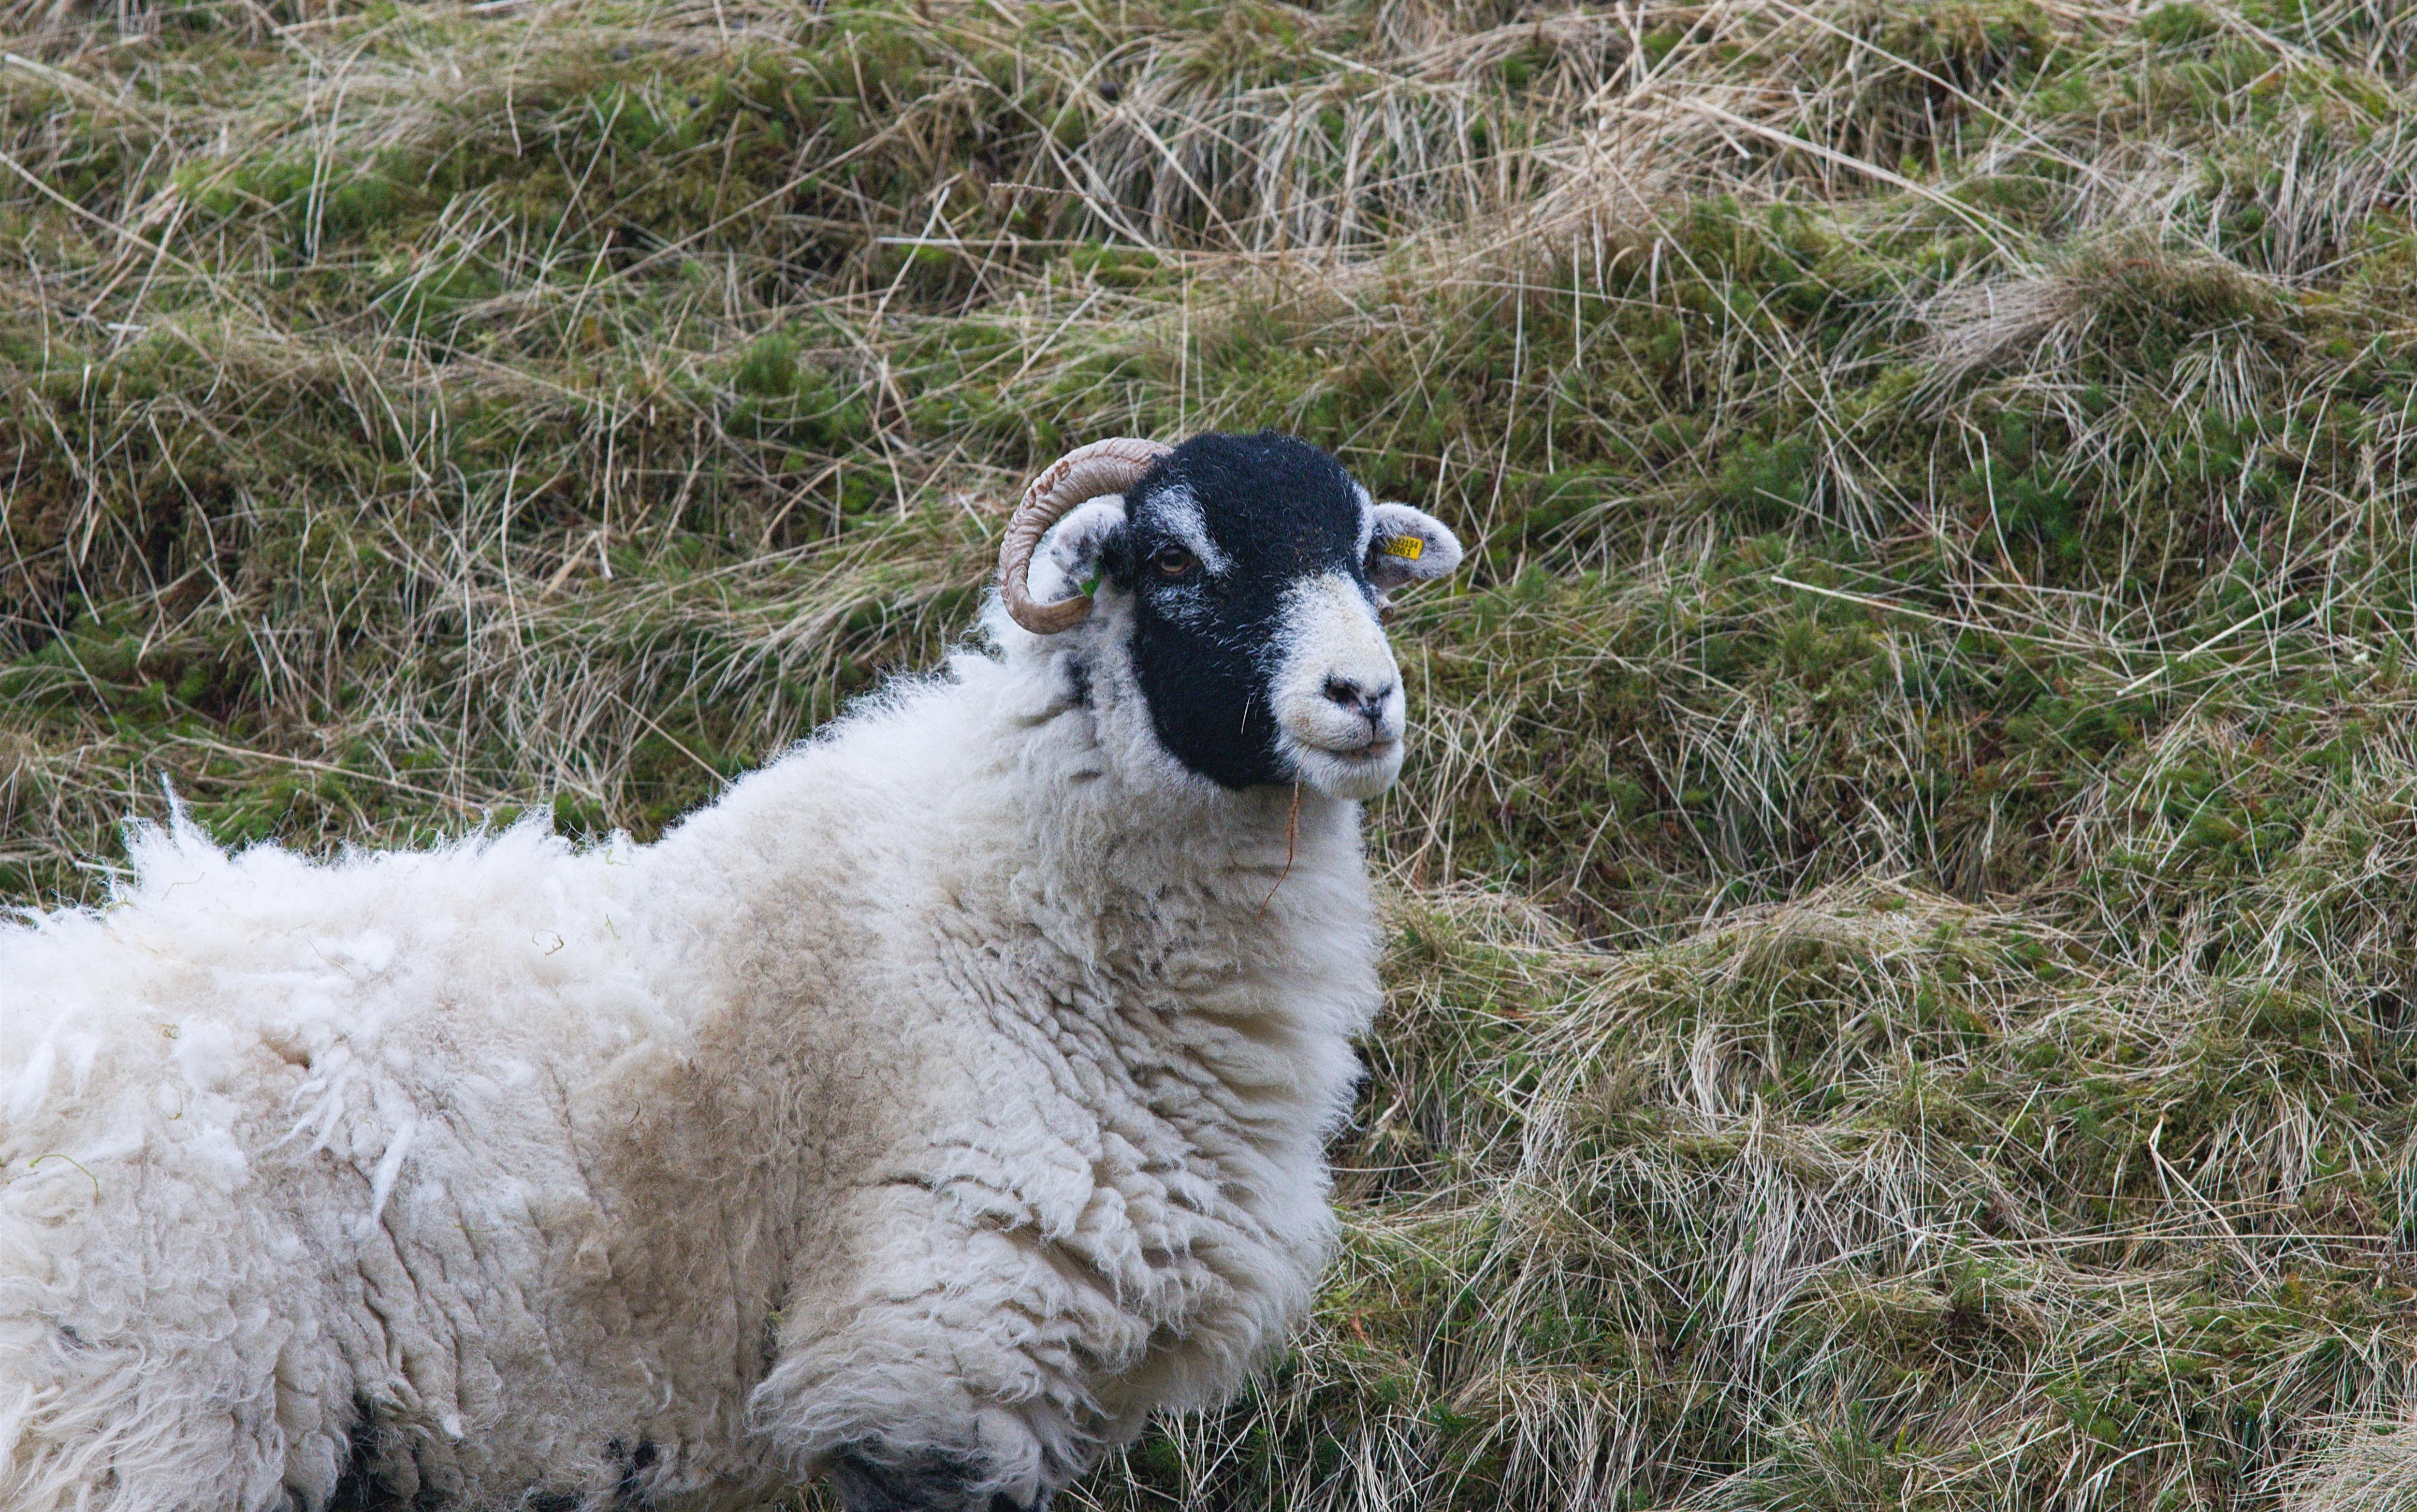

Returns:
1381,536,1424,561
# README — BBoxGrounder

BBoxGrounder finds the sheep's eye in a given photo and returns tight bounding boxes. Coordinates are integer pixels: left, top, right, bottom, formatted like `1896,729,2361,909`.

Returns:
1151,545,1195,578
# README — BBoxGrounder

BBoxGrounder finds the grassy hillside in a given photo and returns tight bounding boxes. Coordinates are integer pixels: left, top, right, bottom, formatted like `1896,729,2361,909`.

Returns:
9,0,2417,1506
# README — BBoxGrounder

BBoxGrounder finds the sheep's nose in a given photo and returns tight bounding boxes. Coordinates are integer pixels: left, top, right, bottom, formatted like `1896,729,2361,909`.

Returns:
1322,676,1393,728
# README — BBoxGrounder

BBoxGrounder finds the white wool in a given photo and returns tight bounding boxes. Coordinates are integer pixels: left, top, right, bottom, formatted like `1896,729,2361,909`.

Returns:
0,601,1383,1512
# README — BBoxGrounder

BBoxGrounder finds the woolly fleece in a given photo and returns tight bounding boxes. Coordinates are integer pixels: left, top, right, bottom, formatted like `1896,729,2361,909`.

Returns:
0,596,1383,1512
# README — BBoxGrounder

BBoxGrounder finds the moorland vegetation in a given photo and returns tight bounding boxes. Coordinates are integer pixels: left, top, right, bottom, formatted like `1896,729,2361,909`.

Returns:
8,0,2417,1506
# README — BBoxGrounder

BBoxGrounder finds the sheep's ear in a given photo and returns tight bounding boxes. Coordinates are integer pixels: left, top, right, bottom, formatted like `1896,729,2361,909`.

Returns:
1028,496,1129,604
1365,503,1463,591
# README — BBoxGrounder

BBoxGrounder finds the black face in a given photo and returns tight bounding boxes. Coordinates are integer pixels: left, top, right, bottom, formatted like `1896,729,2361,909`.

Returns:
1099,432,1371,789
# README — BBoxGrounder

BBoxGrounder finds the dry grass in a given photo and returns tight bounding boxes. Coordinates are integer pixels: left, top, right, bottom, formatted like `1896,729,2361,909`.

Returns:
10,0,2417,1506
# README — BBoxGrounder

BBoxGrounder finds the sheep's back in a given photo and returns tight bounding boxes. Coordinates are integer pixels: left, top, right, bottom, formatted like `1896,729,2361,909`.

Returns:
0,815,723,1511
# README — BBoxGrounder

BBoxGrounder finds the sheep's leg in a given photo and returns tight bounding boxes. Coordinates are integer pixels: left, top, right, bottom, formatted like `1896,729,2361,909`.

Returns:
823,1449,1050,1512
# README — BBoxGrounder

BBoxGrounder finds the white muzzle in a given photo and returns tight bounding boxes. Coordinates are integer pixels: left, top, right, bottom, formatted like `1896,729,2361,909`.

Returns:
1267,574,1408,801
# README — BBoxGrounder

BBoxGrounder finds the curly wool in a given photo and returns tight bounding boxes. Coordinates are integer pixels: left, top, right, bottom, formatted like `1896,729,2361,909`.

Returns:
0,604,1381,1512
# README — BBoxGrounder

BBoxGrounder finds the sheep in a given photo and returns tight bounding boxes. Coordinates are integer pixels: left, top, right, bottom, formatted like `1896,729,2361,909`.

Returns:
0,430,1465,1512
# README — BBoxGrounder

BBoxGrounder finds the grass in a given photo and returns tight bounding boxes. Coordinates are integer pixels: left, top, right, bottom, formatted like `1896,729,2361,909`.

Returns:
8,0,2417,1506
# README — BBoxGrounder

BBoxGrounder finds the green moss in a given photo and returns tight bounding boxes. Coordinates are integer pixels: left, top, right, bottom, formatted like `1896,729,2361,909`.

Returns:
2140,2,2224,48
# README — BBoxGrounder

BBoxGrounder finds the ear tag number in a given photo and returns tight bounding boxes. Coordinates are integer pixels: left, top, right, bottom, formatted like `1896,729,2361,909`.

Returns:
1381,536,1424,561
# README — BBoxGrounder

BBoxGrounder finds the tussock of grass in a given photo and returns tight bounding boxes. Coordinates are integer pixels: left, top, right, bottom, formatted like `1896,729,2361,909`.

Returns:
9,0,2417,1506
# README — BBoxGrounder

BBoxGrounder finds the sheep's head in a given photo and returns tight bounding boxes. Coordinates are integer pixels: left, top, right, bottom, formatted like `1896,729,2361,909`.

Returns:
998,432,1462,802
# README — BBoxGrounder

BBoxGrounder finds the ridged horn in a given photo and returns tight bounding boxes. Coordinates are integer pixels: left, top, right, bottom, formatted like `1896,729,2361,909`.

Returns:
997,436,1173,635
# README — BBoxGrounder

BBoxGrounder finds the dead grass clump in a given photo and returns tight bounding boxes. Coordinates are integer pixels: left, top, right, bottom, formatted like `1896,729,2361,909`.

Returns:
1093,878,2417,1510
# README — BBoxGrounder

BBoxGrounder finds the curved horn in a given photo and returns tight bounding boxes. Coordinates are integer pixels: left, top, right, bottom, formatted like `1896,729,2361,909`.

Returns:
997,436,1173,635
